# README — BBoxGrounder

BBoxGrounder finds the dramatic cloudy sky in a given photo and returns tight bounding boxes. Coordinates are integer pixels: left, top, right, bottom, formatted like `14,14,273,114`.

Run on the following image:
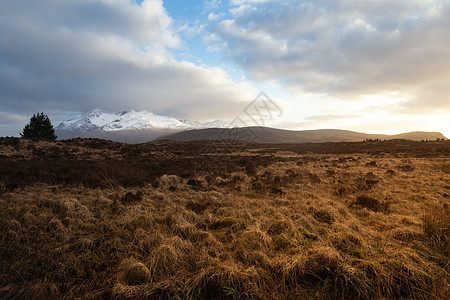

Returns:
1,0,449,137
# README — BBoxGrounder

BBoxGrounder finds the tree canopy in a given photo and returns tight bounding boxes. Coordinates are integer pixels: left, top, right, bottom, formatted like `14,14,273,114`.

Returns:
20,112,57,140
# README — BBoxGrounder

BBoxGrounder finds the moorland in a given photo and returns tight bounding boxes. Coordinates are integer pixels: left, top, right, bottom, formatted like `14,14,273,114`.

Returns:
0,137,449,299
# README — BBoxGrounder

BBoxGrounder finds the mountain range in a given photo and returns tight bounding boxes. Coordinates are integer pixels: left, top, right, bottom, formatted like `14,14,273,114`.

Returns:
55,109,230,143
55,109,447,144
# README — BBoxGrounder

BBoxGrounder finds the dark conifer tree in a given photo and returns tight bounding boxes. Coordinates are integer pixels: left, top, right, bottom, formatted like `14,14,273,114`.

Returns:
20,112,57,140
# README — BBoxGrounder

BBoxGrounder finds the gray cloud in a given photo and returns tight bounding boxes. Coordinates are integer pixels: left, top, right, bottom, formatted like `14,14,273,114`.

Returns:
0,112,29,136
0,0,253,136
213,0,450,111
398,80,450,114
0,112,28,125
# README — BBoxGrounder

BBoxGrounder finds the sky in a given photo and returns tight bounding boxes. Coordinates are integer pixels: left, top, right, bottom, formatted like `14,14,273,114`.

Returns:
0,0,449,137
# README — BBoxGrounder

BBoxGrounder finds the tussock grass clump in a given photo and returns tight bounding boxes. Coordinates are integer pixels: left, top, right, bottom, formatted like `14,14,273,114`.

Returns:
441,163,450,174
186,178,207,191
386,169,396,176
308,173,321,184
273,233,295,250
0,283,60,300
188,261,261,299
351,195,390,213
111,284,147,299
150,243,182,280
397,164,414,172
312,208,335,224
240,227,272,251
389,227,423,243
121,191,143,204
365,160,378,167
158,174,185,191
304,247,341,281
379,249,441,299
293,246,373,298
186,200,208,214
330,233,364,258
423,204,450,257
267,218,294,236
117,260,151,285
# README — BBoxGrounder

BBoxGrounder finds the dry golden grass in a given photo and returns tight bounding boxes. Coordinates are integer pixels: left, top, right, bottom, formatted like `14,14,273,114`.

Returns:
0,138,449,299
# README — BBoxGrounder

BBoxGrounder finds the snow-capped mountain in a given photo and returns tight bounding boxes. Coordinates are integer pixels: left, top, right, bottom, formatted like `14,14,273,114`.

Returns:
55,109,231,143
57,109,231,132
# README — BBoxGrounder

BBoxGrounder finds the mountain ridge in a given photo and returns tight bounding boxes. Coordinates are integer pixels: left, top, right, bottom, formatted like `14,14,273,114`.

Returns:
158,127,447,144
55,109,447,144
55,109,230,142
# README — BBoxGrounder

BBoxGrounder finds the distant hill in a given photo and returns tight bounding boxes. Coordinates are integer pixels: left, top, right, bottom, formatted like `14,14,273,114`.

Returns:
159,127,447,143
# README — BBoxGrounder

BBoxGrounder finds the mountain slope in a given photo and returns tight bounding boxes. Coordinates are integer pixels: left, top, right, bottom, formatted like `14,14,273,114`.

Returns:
55,109,230,142
159,127,447,143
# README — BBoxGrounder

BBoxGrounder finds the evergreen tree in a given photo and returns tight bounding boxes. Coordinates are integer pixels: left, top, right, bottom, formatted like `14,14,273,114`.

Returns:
20,112,57,140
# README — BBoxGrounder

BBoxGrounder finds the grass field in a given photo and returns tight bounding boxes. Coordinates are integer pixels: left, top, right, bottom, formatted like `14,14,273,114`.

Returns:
0,138,449,299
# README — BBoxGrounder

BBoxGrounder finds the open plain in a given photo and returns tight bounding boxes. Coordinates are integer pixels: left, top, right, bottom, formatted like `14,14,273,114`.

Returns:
0,137,449,299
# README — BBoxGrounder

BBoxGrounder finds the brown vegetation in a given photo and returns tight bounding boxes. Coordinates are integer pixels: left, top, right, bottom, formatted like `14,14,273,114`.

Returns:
0,137,449,299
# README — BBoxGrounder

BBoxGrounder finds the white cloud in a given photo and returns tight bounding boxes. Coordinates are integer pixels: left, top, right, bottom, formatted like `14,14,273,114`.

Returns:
0,0,255,135
229,4,254,17
215,20,288,69
212,0,450,113
204,0,222,11
208,12,224,21
202,33,227,52
230,0,274,4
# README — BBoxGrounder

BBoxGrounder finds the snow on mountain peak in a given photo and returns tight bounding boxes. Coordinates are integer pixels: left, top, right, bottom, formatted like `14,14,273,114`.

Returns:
116,110,129,117
56,109,231,133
